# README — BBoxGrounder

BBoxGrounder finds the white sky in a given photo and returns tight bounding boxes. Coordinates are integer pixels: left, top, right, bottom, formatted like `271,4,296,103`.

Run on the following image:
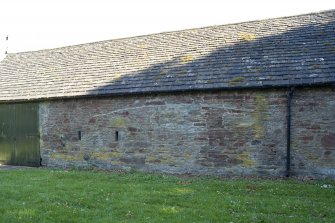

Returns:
0,0,334,57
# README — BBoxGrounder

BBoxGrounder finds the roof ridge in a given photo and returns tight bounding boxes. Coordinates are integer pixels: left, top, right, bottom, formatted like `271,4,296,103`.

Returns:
7,9,335,55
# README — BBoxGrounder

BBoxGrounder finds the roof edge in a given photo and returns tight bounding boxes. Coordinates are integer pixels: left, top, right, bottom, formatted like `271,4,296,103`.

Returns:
0,82,334,104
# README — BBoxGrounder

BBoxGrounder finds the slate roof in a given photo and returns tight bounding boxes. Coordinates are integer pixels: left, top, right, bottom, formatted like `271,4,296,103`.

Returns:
0,10,334,102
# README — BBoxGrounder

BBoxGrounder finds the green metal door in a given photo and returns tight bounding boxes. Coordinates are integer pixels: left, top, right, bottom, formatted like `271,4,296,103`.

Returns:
0,103,40,166
0,104,15,164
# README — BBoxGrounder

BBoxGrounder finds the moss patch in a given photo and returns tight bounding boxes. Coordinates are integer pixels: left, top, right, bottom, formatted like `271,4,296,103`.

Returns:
229,76,246,86
92,152,113,161
159,69,168,76
177,70,187,76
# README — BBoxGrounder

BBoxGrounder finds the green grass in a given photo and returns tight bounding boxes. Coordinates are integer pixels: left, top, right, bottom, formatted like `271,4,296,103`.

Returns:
0,169,334,223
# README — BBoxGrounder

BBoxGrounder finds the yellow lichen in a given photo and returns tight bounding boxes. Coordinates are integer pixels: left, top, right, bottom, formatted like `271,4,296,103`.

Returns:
51,153,82,161
239,33,256,41
176,70,187,76
92,152,112,161
229,76,246,86
189,28,199,33
306,154,320,161
252,94,269,139
184,151,193,159
110,150,121,158
111,160,124,165
138,44,148,49
146,156,159,163
158,156,176,165
180,55,193,64
160,69,168,76
238,152,256,167
225,39,233,45
110,117,126,128
247,66,264,73
113,73,122,80
100,147,110,152
150,147,180,165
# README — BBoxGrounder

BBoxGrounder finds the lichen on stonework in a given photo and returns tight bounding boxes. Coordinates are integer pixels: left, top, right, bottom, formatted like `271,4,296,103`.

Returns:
239,33,257,41
229,76,246,86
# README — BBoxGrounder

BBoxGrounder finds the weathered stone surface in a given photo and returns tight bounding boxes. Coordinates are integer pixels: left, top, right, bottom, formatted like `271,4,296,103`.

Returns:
39,87,335,178
291,88,335,177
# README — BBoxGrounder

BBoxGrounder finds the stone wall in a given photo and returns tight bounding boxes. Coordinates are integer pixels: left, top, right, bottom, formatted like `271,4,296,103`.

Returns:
39,87,335,177
291,88,335,177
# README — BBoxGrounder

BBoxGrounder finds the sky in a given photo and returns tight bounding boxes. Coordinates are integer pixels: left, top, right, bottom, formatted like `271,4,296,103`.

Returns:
0,0,334,58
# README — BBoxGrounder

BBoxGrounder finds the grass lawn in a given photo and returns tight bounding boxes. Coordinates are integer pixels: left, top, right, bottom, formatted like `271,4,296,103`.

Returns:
0,169,334,223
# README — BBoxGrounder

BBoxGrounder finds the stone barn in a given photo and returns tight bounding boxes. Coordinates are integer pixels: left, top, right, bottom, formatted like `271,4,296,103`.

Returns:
0,10,334,178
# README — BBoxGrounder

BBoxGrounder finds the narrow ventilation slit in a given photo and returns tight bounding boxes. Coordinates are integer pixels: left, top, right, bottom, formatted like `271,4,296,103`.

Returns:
115,131,119,141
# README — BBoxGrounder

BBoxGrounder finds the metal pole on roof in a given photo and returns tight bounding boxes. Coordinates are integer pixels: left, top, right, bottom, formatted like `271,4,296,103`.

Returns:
5,35,8,54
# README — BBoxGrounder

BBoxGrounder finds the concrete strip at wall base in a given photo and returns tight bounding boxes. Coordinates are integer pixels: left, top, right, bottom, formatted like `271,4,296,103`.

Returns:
39,87,335,178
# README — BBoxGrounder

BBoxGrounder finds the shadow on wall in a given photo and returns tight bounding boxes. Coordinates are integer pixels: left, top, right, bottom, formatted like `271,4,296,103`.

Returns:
87,19,335,95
